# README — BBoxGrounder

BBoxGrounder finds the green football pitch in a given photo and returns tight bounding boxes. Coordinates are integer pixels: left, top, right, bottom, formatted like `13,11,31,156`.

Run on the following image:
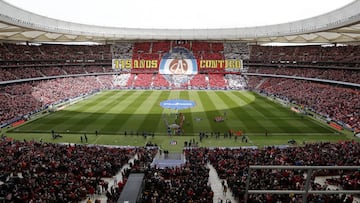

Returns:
6,90,350,151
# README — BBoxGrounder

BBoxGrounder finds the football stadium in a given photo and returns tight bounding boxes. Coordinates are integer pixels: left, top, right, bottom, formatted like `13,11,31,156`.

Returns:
0,0,359,202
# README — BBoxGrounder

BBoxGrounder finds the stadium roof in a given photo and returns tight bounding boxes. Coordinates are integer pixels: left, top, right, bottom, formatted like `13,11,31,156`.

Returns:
0,0,360,44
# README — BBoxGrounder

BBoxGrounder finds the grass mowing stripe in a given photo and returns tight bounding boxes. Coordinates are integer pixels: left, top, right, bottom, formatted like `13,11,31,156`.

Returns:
216,91,251,131
301,115,338,134
61,91,131,132
169,90,180,100
118,91,161,132
61,91,113,112
205,91,232,129
251,93,292,116
226,91,268,133
233,91,268,119
197,91,225,133
14,91,119,132
245,92,329,134
7,90,351,148
254,93,336,134
179,91,194,134
252,94,322,133
155,91,171,134
73,91,125,110
123,91,164,133
188,91,214,133
244,93,305,133
69,91,134,132
102,91,151,133
224,91,272,132
101,91,152,133
156,91,183,135
54,91,123,123
239,91,304,133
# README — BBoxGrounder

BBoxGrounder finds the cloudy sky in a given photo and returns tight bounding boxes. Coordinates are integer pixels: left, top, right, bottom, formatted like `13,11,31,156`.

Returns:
5,0,354,29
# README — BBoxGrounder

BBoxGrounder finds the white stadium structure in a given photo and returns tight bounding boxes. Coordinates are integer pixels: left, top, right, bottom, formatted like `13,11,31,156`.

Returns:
0,0,360,43
0,1,360,203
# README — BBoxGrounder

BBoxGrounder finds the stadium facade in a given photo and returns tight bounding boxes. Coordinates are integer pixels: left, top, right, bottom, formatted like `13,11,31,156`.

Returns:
0,1,359,203
0,0,360,43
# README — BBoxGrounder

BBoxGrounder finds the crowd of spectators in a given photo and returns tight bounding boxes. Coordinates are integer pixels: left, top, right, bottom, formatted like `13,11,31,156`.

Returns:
0,43,111,62
105,147,158,203
164,74,190,89
132,74,154,89
225,74,247,90
2,42,360,203
118,140,357,202
111,43,133,59
0,137,358,202
250,45,360,65
208,74,227,89
0,139,139,202
32,76,112,105
152,74,170,89
0,83,42,125
122,41,227,61
324,170,360,191
205,141,359,202
0,66,249,96
152,41,171,53
140,150,213,202
0,76,113,126
248,76,360,130
224,42,250,60
110,42,249,72
248,66,360,84
116,73,242,90
0,66,112,82
189,74,208,89
2,42,360,66
113,74,131,88
2,69,358,127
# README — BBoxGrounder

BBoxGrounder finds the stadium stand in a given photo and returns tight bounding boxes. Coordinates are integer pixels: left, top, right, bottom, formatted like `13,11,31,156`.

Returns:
205,141,359,202
0,41,360,203
2,137,357,202
166,74,191,89
132,74,153,89
248,66,360,84
226,74,247,90
141,159,213,202
111,43,133,59
189,74,208,89
152,41,171,53
224,42,250,60
0,139,144,202
1,0,360,202
0,65,113,82
0,76,112,125
113,73,131,88
208,74,227,89
0,43,111,62
0,42,359,132
152,74,170,89
249,45,360,66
